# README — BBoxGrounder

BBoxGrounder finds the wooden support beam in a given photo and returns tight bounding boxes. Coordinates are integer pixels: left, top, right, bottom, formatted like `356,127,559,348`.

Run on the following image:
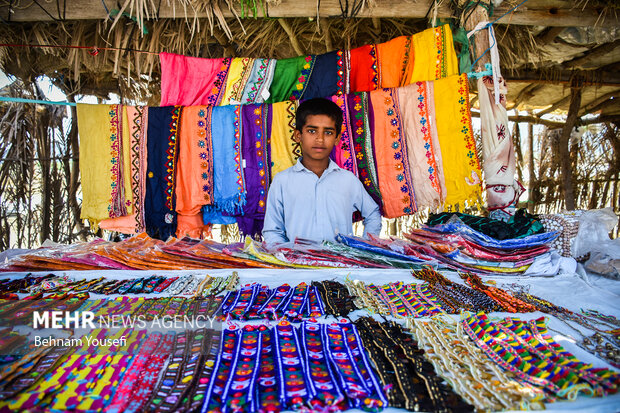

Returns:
535,95,570,117
472,112,620,128
504,68,620,87
579,89,620,116
1,0,618,27
536,27,565,44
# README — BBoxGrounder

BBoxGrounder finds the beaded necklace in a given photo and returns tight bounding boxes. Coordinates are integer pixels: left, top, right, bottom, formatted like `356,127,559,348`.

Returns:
278,282,311,321
258,285,293,320
143,275,166,293
245,285,272,320
147,331,189,410
312,281,357,317
185,329,220,412
226,284,260,320
154,276,178,293
305,285,325,318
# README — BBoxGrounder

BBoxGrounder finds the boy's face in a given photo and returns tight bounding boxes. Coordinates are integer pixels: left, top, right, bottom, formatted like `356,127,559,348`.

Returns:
293,114,341,163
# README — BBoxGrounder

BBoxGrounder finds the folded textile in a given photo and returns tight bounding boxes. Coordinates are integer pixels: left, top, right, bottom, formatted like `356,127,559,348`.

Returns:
347,92,382,208
77,104,127,229
145,106,182,240
269,100,299,177
175,105,214,216
202,105,246,224
329,94,358,176
408,24,459,83
348,44,379,92
240,58,276,104
427,209,545,240
434,74,483,207
370,87,417,218
220,57,256,105
304,50,343,99
267,55,315,103
159,52,231,106
398,81,446,209
376,35,412,88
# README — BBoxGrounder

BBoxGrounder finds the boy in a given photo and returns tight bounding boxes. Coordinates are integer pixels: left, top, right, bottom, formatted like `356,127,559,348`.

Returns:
262,98,382,245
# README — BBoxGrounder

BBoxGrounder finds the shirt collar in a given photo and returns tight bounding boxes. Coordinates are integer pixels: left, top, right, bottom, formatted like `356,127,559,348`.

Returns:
293,157,340,175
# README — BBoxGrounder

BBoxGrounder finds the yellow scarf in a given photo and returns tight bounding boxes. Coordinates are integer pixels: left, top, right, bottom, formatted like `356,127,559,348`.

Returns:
405,24,459,84
433,74,483,208
220,57,256,105
269,100,299,178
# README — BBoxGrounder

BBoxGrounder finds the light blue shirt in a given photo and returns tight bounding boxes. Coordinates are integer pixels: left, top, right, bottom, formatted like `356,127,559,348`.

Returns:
262,158,382,245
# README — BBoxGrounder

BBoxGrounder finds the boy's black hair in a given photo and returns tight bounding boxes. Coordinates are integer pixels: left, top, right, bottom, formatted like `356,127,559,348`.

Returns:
295,98,343,133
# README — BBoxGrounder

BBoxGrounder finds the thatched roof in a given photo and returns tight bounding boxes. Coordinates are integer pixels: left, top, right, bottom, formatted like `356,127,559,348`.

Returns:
0,0,618,119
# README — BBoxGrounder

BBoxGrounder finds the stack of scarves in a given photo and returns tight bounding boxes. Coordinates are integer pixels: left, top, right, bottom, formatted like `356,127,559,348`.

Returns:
78,24,484,239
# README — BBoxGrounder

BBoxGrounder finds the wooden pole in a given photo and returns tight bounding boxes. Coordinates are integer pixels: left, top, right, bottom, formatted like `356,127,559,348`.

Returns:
527,115,535,213
559,80,583,210
464,6,490,70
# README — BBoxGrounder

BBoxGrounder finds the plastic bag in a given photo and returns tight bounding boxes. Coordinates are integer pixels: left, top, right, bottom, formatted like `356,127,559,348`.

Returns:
572,208,620,278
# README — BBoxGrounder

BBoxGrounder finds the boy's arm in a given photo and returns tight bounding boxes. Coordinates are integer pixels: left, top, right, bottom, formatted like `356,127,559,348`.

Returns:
355,180,382,237
261,177,289,245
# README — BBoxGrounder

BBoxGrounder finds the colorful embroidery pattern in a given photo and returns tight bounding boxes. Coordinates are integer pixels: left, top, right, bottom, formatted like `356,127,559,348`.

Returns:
349,92,382,204
415,81,442,194
197,107,214,203
107,104,125,218
400,36,412,85
285,101,301,160
231,57,255,103
331,94,358,176
233,105,245,197
164,106,182,211
253,105,270,212
434,26,447,80
129,106,147,231
208,57,232,106
244,58,273,104
289,55,316,101
336,50,347,95
369,45,379,90
456,74,483,173
385,89,416,215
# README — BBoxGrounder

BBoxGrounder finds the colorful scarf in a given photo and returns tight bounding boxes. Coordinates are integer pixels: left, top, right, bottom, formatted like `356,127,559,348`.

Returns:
329,94,358,176
159,52,231,106
99,105,149,234
376,35,412,88
175,105,214,215
77,103,127,229
479,75,522,219
304,50,341,99
407,24,459,83
220,57,256,105
433,74,482,208
348,44,379,92
269,100,299,178
268,55,316,103
347,92,382,208
369,88,417,218
145,105,182,240
202,105,246,224
241,58,277,104
236,103,272,237
397,81,446,209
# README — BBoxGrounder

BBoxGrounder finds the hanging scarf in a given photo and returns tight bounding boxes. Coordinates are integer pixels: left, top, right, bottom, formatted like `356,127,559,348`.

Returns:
376,35,412,88
433,74,482,208
304,50,342,99
269,100,299,178
236,103,272,237
145,105,182,240
159,52,231,106
347,92,382,208
478,75,522,220
268,55,316,103
329,94,358,177
369,88,417,218
175,105,214,215
175,105,214,238
241,58,277,104
77,103,127,229
99,105,149,234
202,105,246,224
348,44,379,92
220,57,256,105
407,24,459,83
397,81,446,209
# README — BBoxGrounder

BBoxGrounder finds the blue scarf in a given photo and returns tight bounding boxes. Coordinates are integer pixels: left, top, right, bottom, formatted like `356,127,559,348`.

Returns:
202,105,247,225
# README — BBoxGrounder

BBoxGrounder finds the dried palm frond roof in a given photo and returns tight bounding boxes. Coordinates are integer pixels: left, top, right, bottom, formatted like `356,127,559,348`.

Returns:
0,0,618,118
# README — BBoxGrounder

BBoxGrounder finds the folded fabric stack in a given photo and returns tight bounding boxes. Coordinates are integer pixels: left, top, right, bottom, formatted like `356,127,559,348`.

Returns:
336,210,558,275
